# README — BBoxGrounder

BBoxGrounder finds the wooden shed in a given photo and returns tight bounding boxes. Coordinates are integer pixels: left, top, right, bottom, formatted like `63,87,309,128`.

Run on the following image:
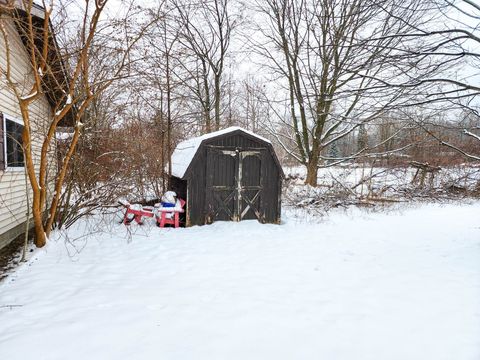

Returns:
169,127,284,226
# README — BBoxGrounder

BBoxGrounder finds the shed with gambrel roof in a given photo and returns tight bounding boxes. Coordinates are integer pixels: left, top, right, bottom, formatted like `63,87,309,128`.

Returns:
169,127,284,226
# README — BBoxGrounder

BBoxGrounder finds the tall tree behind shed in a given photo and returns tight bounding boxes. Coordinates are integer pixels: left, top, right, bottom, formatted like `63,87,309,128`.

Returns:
172,0,239,133
252,0,430,185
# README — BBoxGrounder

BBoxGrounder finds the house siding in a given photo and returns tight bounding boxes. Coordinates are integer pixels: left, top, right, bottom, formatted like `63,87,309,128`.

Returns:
0,18,54,248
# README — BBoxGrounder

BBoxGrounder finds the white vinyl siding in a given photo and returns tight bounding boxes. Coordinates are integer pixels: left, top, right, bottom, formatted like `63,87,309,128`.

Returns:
0,17,54,236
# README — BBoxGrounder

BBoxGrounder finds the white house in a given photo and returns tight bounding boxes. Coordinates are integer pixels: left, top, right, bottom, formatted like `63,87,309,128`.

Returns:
0,2,64,249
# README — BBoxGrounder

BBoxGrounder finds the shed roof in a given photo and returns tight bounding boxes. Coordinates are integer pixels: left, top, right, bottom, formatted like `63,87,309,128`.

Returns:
171,126,272,178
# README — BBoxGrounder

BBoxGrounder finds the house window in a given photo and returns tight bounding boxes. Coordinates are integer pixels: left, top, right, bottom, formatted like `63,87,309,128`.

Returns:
3,116,24,168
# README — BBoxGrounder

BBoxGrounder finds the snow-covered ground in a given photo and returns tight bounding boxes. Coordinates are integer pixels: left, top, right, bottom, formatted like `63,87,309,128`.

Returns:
285,165,480,194
283,165,480,210
0,202,479,360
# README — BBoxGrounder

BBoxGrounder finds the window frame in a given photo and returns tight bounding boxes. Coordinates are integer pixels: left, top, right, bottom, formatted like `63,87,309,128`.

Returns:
3,114,25,171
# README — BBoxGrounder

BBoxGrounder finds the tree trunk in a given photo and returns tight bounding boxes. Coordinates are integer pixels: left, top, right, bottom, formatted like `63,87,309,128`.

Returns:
33,204,46,247
305,161,318,187
201,60,212,133
166,52,172,186
305,137,322,186
214,74,221,131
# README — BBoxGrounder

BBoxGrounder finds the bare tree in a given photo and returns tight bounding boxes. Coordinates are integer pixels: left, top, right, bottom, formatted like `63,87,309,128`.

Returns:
251,0,429,185
144,2,178,182
173,0,238,133
240,75,269,132
0,0,154,247
376,0,480,159
370,0,480,102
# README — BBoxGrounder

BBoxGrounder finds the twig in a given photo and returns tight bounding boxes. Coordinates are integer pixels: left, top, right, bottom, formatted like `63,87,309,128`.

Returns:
0,304,23,309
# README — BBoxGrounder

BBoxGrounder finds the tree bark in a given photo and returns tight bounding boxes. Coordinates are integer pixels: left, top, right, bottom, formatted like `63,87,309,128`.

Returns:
214,74,221,131
305,160,318,187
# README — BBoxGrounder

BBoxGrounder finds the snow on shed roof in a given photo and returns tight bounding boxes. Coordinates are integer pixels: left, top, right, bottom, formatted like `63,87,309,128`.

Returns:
171,126,271,178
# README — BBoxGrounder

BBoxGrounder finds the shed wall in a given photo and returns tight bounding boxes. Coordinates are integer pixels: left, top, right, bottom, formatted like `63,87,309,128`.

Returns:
185,132,281,226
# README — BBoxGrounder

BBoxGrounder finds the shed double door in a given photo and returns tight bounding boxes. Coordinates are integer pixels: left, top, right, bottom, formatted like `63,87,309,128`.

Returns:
205,146,266,223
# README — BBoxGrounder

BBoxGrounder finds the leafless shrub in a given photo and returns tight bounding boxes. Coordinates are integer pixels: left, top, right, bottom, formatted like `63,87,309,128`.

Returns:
283,164,480,215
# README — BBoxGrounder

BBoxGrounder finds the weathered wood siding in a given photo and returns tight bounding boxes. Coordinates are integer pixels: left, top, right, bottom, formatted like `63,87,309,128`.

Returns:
184,131,282,226
169,176,187,225
0,18,53,247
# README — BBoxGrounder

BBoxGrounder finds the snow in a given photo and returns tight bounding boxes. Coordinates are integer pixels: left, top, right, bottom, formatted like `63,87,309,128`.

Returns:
55,95,73,116
156,199,184,212
56,132,73,140
171,126,271,178
284,165,480,200
464,129,480,142
19,90,37,101
0,202,480,360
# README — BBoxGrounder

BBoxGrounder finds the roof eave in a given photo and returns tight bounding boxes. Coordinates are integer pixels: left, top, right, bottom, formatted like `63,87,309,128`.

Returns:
12,4,75,126
175,128,285,180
